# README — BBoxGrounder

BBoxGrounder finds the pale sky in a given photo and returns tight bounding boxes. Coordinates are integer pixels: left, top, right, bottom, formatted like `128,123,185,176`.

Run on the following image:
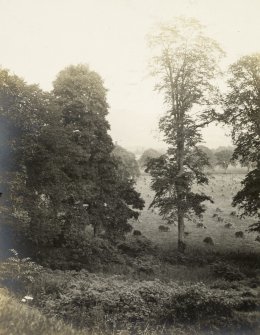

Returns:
0,0,259,151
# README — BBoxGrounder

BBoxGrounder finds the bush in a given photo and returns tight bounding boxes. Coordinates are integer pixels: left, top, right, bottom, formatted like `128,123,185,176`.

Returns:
117,236,156,257
39,237,126,271
211,262,246,281
164,283,234,323
0,249,43,294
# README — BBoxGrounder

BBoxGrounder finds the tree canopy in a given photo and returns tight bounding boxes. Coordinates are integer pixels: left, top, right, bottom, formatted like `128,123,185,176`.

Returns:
112,144,140,180
222,53,260,232
0,65,144,256
215,148,234,172
146,18,223,252
138,148,162,168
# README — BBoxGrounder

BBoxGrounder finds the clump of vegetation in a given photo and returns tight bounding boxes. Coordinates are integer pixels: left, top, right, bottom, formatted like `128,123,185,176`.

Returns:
27,270,258,333
0,249,43,294
117,235,157,258
138,148,162,168
211,261,246,281
112,144,140,180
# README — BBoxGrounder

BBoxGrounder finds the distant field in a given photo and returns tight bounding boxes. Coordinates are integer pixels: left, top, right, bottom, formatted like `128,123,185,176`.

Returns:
131,173,260,253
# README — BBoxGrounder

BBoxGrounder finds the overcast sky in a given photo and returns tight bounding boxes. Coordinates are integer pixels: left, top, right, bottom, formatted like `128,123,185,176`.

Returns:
1,0,259,150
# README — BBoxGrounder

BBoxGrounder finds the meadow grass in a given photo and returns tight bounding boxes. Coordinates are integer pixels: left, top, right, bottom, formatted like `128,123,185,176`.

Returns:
131,173,260,253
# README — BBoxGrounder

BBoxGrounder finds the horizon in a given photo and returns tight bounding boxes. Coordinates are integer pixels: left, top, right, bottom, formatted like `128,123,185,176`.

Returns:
1,0,259,149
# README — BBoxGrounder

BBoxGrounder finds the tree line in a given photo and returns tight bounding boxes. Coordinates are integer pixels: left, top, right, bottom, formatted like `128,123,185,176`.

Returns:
138,146,255,173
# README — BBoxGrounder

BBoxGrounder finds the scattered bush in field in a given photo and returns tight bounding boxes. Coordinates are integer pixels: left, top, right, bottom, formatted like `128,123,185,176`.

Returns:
225,222,233,228
216,208,222,213
255,236,260,242
235,231,244,238
203,237,214,245
158,225,170,232
196,222,207,229
217,216,224,222
212,213,218,218
230,211,237,216
212,262,245,281
133,230,142,236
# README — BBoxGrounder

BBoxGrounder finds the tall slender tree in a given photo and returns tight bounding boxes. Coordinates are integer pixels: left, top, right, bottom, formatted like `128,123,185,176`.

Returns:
146,18,224,252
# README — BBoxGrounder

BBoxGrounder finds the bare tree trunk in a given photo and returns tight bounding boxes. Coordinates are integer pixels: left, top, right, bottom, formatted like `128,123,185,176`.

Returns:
167,58,186,253
177,204,185,252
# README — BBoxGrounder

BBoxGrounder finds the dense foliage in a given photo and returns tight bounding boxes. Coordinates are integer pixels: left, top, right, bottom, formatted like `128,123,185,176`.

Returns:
112,144,140,179
0,65,144,258
222,54,260,232
138,148,162,168
215,148,234,172
1,252,258,334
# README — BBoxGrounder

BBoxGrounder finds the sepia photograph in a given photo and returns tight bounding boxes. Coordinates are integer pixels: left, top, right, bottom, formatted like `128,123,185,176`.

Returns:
0,0,259,334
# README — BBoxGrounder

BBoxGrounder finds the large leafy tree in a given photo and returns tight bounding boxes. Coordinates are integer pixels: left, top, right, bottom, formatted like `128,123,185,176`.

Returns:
112,144,140,180
146,18,224,252
0,69,48,241
215,148,233,172
222,53,260,233
0,65,144,255
52,65,144,239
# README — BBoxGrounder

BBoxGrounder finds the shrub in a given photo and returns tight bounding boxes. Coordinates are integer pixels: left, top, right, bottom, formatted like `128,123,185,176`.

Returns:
39,237,126,271
117,236,156,257
203,237,214,245
0,249,43,294
211,262,245,281
28,270,258,333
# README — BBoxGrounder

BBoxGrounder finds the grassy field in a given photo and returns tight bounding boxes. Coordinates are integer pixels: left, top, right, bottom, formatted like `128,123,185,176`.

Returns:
131,172,260,253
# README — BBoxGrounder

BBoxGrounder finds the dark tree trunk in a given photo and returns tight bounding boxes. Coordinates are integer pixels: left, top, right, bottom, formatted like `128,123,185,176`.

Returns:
176,123,185,253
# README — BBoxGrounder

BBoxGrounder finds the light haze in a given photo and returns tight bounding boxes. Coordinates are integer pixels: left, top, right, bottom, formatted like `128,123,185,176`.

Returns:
0,0,259,151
